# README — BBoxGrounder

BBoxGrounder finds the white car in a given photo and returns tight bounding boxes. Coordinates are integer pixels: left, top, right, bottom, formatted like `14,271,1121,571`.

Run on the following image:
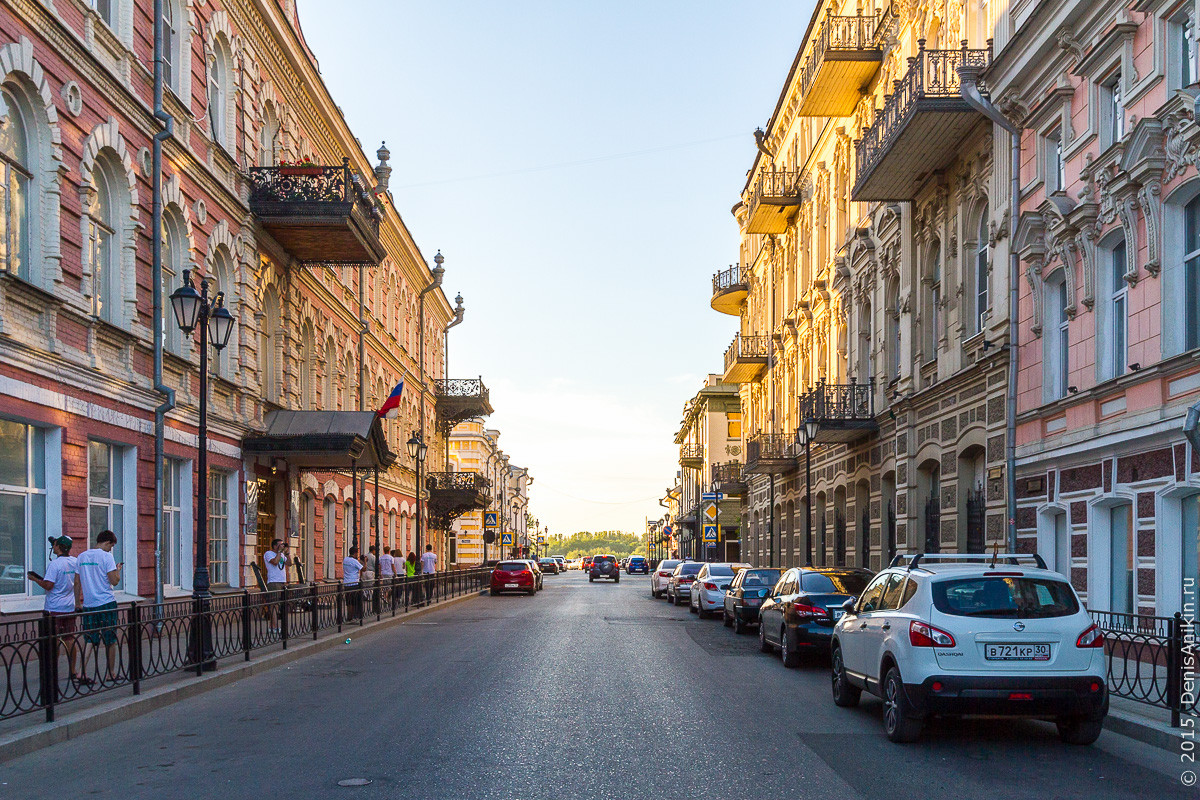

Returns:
830,553,1107,745
689,562,752,618
650,559,684,598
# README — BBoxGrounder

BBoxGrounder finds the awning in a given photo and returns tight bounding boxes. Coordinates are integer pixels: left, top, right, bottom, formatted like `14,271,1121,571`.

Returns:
242,411,397,470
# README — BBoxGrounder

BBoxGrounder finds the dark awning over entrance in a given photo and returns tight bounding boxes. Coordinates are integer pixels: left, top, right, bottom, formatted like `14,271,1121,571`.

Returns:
243,411,396,470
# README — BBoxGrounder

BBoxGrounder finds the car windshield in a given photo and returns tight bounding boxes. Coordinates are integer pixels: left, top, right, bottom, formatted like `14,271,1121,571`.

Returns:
932,576,1080,619
740,569,781,587
594,556,614,564
660,560,681,571
630,557,645,563
802,571,871,596
706,565,736,577
678,563,703,576
497,562,526,571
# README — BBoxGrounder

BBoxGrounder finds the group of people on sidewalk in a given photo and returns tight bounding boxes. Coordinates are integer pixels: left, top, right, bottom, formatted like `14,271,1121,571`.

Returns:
338,544,439,617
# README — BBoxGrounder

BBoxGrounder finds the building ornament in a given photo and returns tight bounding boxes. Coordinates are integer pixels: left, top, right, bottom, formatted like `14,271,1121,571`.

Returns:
1056,27,1084,65
1164,99,1198,181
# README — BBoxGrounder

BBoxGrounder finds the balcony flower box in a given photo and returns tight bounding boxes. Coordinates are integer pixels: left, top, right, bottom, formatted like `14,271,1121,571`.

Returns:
278,165,324,177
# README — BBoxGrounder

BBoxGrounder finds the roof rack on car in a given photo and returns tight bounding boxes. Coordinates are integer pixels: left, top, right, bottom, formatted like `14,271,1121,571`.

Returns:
888,552,1048,571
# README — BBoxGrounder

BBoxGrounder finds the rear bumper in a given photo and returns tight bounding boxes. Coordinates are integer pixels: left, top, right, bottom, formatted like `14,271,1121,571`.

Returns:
730,603,761,623
906,675,1109,719
792,623,837,648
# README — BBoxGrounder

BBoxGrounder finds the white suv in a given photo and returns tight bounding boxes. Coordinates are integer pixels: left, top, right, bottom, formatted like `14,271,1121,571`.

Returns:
830,553,1107,745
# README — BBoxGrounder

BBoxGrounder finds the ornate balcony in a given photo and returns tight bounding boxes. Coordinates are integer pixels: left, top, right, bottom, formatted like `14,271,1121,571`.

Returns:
248,160,386,265
744,433,797,476
679,443,704,469
853,43,991,202
711,264,748,316
799,380,878,444
745,168,802,234
426,471,492,530
722,334,771,384
435,378,493,434
712,461,746,496
797,11,885,117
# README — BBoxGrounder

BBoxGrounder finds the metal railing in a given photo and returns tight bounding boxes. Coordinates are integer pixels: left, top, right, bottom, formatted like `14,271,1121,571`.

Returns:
434,378,489,401
712,264,745,295
1090,609,1198,726
247,159,382,232
712,461,744,484
425,471,491,493
679,444,704,463
746,433,794,463
723,334,771,373
799,379,875,422
798,11,882,101
0,568,491,724
854,42,991,183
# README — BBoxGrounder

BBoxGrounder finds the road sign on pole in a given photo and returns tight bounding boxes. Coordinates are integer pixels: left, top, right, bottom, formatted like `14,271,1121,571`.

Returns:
483,512,498,528
703,524,718,543
501,532,513,546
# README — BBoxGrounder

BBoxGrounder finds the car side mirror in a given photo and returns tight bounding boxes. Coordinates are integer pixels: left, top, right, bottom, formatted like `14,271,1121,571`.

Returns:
842,597,857,612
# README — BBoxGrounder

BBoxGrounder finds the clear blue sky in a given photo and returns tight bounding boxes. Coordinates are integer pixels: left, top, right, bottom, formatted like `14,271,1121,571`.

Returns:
298,0,816,534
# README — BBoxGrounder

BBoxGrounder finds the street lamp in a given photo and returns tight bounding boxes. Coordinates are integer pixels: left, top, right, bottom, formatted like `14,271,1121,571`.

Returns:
407,431,428,557
170,269,235,671
797,417,818,566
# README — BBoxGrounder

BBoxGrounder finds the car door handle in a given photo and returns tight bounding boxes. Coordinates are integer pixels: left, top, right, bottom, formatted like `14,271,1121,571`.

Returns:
881,623,891,631
859,622,867,630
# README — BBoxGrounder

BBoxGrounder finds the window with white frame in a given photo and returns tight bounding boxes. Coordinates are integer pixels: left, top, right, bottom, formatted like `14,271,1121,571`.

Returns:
1109,503,1133,613
1053,510,1070,579
974,205,990,334
91,0,115,27
323,498,335,580
388,510,396,550
1174,10,1198,90
162,0,179,92
162,458,184,586
887,278,900,380
1046,129,1065,194
1186,196,1200,351
89,157,122,324
207,469,229,585
207,38,232,150
0,87,32,282
258,104,280,168
0,419,47,596
1102,75,1125,147
88,440,126,588
1044,275,1070,401
161,208,185,354
1103,239,1129,380
343,500,354,555
926,244,941,360
211,249,235,379
448,533,458,565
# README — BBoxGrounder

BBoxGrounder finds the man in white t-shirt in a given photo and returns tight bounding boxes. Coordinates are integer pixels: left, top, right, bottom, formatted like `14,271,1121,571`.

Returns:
264,539,289,635
420,544,437,606
343,546,364,620
29,536,81,683
75,530,122,681
378,547,395,607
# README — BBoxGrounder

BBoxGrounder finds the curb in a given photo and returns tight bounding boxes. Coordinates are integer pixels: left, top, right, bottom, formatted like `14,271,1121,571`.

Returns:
1103,706,1184,753
0,589,486,764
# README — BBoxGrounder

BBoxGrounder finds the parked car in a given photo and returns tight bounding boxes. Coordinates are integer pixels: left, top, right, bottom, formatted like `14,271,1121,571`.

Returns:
666,562,703,605
582,555,595,573
0,564,25,594
758,567,873,665
567,558,583,570
490,561,537,596
626,556,649,575
830,553,1108,744
519,559,544,590
538,557,560,574
689,562,752,618
650,559,684,598
589,554,620,583
552,556,567,572
724,568,782,633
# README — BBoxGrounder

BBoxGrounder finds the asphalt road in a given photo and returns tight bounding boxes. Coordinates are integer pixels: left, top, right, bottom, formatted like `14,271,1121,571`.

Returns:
1,570,1191,799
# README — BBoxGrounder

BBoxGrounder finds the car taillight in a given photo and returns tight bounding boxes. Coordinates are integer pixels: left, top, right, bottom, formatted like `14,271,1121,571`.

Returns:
658,571,670,577
1076,623,1105,648
909,620,956,648
793,603,828,619
703,582,718,590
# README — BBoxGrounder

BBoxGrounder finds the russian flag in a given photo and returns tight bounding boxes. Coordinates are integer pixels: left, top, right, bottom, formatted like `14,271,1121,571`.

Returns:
376,379,404,419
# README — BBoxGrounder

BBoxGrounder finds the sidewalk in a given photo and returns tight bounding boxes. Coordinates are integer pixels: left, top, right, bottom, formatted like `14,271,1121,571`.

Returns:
1104,694,1193,752
0,588,485,764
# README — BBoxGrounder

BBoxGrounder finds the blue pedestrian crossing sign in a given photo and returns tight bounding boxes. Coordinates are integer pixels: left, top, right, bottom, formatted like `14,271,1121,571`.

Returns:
537,536,546,544
484,512,498,528
703,524,718,543
501,532,513,545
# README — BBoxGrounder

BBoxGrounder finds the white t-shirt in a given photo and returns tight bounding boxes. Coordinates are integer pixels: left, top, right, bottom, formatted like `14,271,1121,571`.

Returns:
363,553,377,574
342,557,363,586
421,551,437,574
379,553,395,577
263,550,288,583
76,547,117,607
43,556,78,613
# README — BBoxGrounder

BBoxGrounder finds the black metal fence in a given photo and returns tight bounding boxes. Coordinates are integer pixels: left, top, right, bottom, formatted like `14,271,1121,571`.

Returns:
1090,609,1198,726
1,568,490,724
711,264,744,295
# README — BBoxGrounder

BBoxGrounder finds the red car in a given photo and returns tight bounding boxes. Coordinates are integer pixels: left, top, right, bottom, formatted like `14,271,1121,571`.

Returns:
581,555,595,572
490,561,537,596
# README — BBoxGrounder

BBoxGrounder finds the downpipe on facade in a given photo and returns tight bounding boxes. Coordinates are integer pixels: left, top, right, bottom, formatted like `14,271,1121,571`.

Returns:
957,64,1019,552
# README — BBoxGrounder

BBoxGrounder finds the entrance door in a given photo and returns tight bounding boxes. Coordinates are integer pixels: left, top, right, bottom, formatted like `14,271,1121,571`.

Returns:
255,478,278,574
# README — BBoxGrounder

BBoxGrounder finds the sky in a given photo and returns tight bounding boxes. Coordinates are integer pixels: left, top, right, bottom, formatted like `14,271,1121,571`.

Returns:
297,0,816,535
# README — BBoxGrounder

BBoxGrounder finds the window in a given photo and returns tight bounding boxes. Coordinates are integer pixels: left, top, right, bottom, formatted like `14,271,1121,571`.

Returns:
207,38,232,149
162,0,178,91
323,498,335,580
448,534,457,565
208,470,229,585
932,577,1079,618
727,412,742,439
162,458,184,587
388,510,396,550
1104,76,1125,146
161,210,184,354
299,326,314,409
89,159,120,323
887,279,901,380
926,246,941,360
1047,130,1065,194
88,441,125,588
1109,240,1128,379
1045,276,1070,400
0,419,47,596
258,105,280,168
974,206,990,334
1179,13,1198,89
91,0,114,26
857,573,889,612
212,249,235,378
1110,503,1133,613
300,493,313,580
1184,495,1199,593
1053,511,1070,580
1186,197,1200,351
0,87,31,281
261,289,280,402
343,500,354,552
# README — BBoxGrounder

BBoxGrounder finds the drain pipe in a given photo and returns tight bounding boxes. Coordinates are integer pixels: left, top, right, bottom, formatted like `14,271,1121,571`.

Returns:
958,63,1020,552
152,0,176,605
442,293,464,471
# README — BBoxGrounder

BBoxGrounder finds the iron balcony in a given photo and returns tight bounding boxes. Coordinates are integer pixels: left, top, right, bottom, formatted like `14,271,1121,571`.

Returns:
712,461,746,496
426,471,492,530
722,334,771,384
744,433,797,476
711,264,748,316
434,378,494,431
679,443,704,469
852,42,991,201
745,168,802,235
248,160,386,265
796,10,886,117
798,379,879,444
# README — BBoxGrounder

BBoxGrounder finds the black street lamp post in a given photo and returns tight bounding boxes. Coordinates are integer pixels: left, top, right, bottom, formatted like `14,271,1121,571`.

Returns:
170,269,235,672
407,431,428,556
797,417,818,566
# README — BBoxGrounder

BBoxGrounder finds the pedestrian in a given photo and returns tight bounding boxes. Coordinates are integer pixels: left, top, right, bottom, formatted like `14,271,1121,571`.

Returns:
75,530,122,683
342,545,364,620
264,538,289,635
404,550,417,605
28,536,81,684
379,546,395,606
363,545,377,585
420,543,437,606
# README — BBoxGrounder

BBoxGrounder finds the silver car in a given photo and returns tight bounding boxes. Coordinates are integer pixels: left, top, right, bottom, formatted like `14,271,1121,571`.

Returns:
689,562,752,618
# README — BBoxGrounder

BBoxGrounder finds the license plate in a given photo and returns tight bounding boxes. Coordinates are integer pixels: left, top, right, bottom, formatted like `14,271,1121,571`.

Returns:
832,609,844,620
505,583,518,588
746,598,761,606
985,643,1050,661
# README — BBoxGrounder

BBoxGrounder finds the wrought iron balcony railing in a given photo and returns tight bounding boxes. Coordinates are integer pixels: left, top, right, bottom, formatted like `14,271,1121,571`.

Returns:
746,168,803,234
746,433,796,466
434,378,490,401
723,334,771,374
679,444,704,465
712,461,746,492
434,377,494,433
797,11,883,102
712,264,744,295
711,263,749,316
854,42,990,189
426,470,492,494
798,380,878,444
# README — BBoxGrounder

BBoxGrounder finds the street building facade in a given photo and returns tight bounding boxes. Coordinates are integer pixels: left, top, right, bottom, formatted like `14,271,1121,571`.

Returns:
448,419,533,565
673,374,743,560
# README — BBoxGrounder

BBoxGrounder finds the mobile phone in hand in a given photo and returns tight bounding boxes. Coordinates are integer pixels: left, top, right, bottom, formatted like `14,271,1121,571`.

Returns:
27,571,43,581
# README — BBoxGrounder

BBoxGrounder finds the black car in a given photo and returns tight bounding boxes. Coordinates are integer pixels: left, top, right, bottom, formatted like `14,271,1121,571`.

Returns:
723,567,782,633
758,567,873,667
537,557,560,574
589,554,620,583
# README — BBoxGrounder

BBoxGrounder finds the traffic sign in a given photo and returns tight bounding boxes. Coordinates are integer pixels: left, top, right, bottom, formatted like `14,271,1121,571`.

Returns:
663,525,672,536
703,502,718,523
703,524,718,543
501,532,513,545
701,492,723,502
537,536,546,544
483,512,498,528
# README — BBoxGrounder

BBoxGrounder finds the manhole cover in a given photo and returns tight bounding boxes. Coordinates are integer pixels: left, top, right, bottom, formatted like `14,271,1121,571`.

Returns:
337,778,372,787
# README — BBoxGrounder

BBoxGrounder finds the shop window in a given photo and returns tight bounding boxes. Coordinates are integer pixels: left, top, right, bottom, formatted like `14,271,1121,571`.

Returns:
208,470,230,585
1109,503,1133,613
0,419,47,596
88,440,127,589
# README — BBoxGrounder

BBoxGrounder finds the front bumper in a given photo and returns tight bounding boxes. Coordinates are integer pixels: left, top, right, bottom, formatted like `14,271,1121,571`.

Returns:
905,674,1109,719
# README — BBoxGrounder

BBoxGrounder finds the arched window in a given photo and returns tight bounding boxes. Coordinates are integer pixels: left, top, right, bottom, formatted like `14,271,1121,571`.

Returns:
258,103,280,167
886,277,901,381
925,241,941,361
299,324,315,409
207,37,233,149
974,204,990,335
260,287,280,403
1108,238,1128,380
0,86,31,280
162,0,181,92
1044,272,1070,401
1185,196,1200,351
161,206,187,354
324,338,337,409
341,354,354,411
89,153,123,324
211,248,235,378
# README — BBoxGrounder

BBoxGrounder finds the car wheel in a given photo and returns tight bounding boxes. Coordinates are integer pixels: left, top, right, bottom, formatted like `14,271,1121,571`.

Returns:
831,646,860,707
489,588,498,596
723,609,732,628
781,626,801,667
589,576,595,583
882,666,923,743
698,603,710,619
733,614,745,635
759,621,773,653
614,577,619,584
689,598,698,613
1056,716,1104,745
527,588,536,596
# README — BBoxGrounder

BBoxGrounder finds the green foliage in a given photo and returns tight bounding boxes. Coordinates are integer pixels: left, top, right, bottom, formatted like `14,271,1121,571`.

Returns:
542,530,644,559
